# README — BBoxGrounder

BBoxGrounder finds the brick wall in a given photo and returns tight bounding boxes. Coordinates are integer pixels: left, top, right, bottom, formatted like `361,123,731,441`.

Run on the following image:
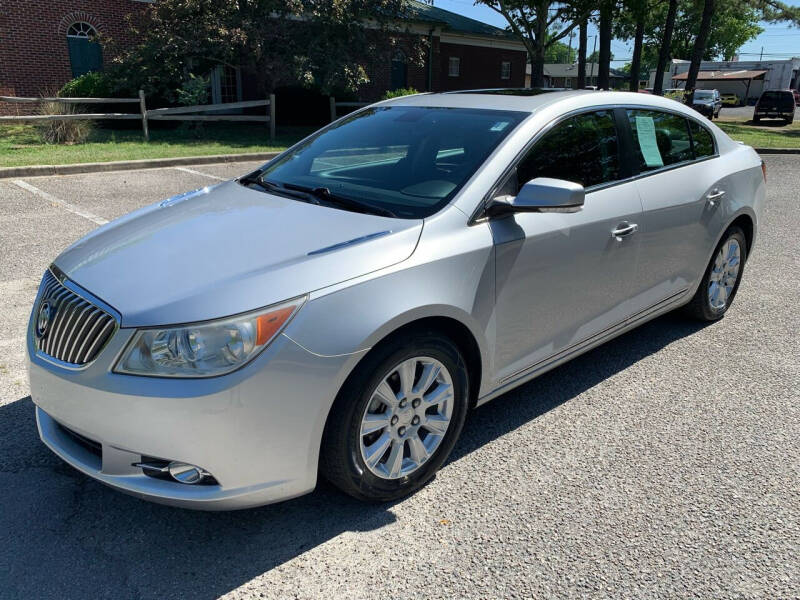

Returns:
355,35,526,101
0,0,147,113
357,32,437,103
438,42,526,91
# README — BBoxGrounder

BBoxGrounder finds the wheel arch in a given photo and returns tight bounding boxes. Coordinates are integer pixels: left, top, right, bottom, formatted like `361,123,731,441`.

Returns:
729,212,754,260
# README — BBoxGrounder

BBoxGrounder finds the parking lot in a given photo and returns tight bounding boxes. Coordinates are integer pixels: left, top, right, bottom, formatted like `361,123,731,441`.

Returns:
1,156,798,599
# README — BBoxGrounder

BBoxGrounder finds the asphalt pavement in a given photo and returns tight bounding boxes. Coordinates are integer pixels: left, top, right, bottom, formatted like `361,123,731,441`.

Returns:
0,157,797,599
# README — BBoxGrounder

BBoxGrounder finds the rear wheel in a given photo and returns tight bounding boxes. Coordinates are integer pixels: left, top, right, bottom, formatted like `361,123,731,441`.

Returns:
320,332,469,502
683,226,747,321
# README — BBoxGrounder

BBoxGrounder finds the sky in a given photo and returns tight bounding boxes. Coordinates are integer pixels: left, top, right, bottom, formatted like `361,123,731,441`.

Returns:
431,0,800,64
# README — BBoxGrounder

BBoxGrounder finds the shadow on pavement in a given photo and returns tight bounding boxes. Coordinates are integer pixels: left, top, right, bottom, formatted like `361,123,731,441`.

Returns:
0,312,707,599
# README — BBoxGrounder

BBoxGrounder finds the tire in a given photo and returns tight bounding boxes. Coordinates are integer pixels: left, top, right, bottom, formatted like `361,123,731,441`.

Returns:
683,226,747,321
753,115,761,123
320,330,469,502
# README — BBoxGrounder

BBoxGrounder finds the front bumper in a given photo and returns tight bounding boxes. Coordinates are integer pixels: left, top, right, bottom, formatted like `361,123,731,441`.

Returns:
29,330,358,510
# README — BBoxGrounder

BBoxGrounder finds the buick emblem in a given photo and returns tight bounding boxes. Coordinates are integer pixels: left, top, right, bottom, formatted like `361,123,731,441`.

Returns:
36,301,53,338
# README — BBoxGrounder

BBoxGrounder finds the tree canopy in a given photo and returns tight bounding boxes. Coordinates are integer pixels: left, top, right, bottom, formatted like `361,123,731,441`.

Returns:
111,0,424,101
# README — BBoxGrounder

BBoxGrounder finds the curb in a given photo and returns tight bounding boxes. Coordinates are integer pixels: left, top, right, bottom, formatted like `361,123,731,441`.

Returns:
0,152,280,179
754,147,800,154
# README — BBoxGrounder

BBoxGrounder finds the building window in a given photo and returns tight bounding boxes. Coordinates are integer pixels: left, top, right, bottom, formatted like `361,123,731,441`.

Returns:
211,65,242,105
501,61,511,80
448,56,460,77
66,22,103,78
391,49,408,90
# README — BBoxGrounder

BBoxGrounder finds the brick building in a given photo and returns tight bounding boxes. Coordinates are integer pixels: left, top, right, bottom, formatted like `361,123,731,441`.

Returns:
0,0,149,101
0,0,526,111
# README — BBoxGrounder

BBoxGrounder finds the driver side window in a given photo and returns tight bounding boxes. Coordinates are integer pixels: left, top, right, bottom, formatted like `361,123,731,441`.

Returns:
510,110,621,194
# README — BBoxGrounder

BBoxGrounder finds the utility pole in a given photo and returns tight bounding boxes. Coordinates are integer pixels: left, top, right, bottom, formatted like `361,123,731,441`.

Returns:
759,46,764,61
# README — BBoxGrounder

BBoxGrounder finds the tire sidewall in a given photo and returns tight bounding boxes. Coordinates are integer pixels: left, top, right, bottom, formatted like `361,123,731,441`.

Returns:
333,334,469,501
700,226,747,320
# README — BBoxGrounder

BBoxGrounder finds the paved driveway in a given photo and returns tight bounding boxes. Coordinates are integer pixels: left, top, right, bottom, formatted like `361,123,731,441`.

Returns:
0,157,797,599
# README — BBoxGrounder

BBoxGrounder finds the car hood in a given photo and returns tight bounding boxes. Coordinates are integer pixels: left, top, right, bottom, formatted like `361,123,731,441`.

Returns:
54,181,423,327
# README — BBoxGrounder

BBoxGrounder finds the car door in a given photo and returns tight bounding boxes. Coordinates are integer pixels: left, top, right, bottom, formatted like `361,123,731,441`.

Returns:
624,109,725,309
490,109,645,384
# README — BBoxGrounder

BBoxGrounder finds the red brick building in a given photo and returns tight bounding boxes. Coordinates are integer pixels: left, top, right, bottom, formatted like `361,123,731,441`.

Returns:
0,0,526,111
0,0,148,101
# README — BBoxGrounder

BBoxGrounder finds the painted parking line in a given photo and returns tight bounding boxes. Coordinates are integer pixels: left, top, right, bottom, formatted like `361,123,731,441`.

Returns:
173,166,227,181
12,180,109,226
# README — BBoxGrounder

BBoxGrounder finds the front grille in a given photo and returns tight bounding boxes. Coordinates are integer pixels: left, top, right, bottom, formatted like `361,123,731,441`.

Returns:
34,269,117,365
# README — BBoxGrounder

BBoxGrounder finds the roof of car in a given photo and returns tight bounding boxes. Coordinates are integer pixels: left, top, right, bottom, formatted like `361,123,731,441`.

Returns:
383,89,693,115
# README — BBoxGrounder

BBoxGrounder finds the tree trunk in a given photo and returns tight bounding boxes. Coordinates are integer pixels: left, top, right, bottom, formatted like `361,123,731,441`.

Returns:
529,3,549,87
629,13,645,92
653,0,678,95
577,18,588,89
598,1,612,89
684,0,715,93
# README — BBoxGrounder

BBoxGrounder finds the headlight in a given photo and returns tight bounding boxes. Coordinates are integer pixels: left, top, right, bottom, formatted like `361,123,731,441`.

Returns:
114,297,305,377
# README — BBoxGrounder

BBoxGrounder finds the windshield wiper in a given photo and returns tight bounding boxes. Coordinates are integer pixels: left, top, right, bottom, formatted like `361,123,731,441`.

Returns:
283,183,396,218
240,175,321,205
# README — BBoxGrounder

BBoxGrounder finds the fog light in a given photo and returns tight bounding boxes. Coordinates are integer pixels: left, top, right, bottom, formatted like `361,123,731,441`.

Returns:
168,461,207,485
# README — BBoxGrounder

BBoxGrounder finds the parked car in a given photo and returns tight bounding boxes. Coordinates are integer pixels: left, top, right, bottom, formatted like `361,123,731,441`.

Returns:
721,93,741,107
28,90,765,509
690,89,722,119
792,89,800,106
754,89,795,124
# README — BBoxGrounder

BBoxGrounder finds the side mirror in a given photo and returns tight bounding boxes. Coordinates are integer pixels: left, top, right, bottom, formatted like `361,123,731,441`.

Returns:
488,177,585,217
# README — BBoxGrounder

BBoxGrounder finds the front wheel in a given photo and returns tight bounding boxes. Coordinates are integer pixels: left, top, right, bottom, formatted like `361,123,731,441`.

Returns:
683,226,747,321
320,332,469,502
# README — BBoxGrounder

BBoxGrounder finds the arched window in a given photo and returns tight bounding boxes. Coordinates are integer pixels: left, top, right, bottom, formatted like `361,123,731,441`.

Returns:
66,22,103,78
391,49,408,91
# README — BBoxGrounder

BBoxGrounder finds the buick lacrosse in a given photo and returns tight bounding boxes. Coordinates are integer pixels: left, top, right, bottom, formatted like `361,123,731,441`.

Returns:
28,90,765,509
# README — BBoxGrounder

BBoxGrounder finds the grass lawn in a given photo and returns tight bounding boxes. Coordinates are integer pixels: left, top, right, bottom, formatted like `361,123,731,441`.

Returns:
0,123,314,168
716,120,800,149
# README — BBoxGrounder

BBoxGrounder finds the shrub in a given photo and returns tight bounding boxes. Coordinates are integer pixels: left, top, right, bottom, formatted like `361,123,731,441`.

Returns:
176,73,210,107
35,101,92,145
381,87,419,100
58,72,114,99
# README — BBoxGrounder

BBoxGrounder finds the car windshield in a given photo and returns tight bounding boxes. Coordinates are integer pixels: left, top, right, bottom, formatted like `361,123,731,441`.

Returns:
256,106,527,218
694,91,713,99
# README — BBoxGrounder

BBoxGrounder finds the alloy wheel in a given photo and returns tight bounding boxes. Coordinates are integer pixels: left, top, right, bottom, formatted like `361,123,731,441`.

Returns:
359,356,454,479
708,238,741,311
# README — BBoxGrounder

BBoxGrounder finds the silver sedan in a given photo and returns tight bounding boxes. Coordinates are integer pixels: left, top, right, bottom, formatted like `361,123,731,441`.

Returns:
27,90,765,509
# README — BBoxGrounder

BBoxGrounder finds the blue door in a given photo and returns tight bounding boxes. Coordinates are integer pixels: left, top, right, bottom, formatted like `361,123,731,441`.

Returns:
67,22,103,78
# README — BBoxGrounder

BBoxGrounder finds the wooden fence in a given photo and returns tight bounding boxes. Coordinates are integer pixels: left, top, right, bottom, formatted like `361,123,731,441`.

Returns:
329,97,370,122
0,91,276,141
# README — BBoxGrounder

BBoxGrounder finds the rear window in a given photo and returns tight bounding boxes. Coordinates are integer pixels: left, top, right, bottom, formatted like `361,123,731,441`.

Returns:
689,121,715,158
627,109,693,171
760,91,793,102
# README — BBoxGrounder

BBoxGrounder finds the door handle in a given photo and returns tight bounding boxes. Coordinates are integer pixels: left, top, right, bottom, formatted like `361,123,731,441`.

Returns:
706,189,726,207
611,222,638,240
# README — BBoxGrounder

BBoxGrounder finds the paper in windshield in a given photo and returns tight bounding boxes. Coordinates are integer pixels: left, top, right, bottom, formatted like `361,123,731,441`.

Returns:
635,116,664,168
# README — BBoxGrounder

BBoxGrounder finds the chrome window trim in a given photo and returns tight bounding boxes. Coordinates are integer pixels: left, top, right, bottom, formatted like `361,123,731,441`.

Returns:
469,103,721,225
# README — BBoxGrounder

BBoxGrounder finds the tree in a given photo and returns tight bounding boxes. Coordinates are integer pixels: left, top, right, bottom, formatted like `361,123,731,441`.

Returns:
112,0,423,101
577,17,588,88
684,0,715,95
479,1,592,87
597,0,613,89
586,49,615,64
653,0,678,94
545,39,576,62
